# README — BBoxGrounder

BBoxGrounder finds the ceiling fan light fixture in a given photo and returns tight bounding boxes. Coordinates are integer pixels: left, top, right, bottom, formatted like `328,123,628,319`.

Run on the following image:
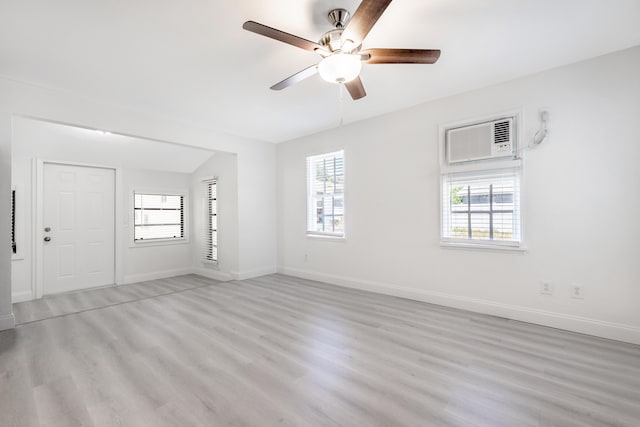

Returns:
317,53,362,84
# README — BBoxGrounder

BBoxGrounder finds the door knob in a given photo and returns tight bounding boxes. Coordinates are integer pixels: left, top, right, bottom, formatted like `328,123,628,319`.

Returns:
44,227,51,232
44,236,51,242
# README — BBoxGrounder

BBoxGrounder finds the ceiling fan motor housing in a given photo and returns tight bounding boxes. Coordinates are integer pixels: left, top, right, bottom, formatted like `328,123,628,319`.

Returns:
328,8,349,28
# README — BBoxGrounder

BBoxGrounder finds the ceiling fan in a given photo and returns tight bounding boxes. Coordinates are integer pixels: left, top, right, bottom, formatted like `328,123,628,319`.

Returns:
242,0,441,100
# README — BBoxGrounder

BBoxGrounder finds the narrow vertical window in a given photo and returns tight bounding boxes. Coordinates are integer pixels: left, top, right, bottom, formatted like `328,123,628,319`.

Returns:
306,150,345,237
11,189,16,254
204,179,218,262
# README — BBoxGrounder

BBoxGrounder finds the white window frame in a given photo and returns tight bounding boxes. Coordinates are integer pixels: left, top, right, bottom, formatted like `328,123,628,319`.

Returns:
130,188,189,247
441,169,523,250
306,150,346,239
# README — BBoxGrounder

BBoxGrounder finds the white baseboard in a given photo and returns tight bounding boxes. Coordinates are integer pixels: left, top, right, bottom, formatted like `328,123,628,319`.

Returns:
231,266,278,281
193,267,233,282
278,266,640,345
0,313,16,331
123,267,194,285
12,290,33,303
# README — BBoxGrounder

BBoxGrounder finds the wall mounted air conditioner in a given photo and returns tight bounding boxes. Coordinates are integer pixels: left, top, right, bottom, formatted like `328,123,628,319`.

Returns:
446,117,515,164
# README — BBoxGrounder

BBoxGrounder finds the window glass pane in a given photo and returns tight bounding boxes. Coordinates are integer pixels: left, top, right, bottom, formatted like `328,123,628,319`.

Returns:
135,194,181,209
134,193,185,241
451,213,469,238
470,213,491,240
493,212,514,241
135,209,181,226
307,150,345,236
442,171,520,244
468,184,491,212
135,225,182,240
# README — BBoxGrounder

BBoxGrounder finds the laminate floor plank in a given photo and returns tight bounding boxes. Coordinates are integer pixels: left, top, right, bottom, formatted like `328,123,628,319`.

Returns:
5,273,640,426
12,275,212,325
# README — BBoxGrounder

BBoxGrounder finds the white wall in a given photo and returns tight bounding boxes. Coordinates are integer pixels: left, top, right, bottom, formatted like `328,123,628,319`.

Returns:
10,120,200,300
0,75,278,307
0,113,14,330
277,46,640,344
191,153,240,280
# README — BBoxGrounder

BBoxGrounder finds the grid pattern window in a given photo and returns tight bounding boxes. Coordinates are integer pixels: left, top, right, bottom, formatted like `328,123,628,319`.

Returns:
134,193,184,241
205,180,218,262
442,171,521,245
307,150,345,237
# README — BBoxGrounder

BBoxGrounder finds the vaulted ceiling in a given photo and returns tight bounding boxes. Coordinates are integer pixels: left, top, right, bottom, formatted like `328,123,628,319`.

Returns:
1,0,639,143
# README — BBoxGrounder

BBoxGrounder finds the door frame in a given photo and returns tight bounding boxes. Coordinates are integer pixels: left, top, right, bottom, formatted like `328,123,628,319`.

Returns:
33,159,124,299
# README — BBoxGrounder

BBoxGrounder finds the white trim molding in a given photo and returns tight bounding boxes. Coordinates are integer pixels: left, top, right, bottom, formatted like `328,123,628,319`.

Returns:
231,266,278,281
193,268,233,282
12,290,33,304
0,313,16,331
123,267,194,285
277,266,640,346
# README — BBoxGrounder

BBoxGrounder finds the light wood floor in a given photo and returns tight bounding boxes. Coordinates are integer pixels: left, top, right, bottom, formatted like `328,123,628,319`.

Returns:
2,274,640,427
13,276,209,325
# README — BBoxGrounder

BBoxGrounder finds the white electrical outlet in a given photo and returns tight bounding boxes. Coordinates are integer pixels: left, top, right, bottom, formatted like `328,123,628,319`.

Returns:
570,284,585,299
540,281,554,295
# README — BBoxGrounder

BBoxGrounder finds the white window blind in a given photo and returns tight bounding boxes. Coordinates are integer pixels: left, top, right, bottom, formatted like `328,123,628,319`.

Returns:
442,170,521,245
306,150,345,237
204,179,218,262
11,189,16,254
134,193,184,241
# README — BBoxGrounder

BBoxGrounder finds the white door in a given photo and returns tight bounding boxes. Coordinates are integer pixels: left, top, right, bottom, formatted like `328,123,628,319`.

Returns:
43,163,115,295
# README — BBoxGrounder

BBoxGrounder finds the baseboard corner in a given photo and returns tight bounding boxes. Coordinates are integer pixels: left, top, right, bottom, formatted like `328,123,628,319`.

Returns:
0,313,16,331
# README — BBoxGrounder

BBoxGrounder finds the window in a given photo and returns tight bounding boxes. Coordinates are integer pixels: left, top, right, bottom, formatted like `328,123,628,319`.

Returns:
134,193,185,242
307,150,345,237
11,189,16,254
441,170,521,246
204,179,218,262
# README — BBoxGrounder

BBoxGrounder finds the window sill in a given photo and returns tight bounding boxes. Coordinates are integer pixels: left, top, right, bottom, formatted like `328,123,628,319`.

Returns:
306,233,346,242
130,238,190,248
440,240,527,253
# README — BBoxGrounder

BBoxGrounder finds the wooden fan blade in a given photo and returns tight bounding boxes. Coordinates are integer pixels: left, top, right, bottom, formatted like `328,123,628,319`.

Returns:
270,65,318,91
243,21,326,54
341,0,393,45
344,76,366,100
361,48,441,64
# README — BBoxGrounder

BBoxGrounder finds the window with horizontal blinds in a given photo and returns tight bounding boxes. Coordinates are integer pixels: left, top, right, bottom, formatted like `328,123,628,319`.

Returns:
442,170,521,245
134,193,184,241
11,189,16,254
203,179,218,262
306,150,345,237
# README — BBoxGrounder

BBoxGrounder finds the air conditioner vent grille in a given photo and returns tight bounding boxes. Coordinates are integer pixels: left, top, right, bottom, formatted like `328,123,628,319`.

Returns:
494,120,510,144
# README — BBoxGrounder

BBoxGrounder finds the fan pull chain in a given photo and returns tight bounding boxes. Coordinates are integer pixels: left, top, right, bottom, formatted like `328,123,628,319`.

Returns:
339,83,345,127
